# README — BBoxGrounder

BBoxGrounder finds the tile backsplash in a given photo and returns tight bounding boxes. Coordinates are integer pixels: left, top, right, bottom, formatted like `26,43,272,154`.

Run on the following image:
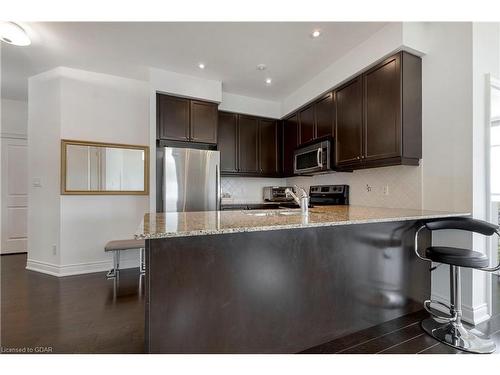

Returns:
221,177,286,204
287,165,422,209
221,165,422,209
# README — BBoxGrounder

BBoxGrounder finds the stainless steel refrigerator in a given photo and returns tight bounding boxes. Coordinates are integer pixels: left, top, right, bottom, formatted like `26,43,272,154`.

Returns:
157,147,220,212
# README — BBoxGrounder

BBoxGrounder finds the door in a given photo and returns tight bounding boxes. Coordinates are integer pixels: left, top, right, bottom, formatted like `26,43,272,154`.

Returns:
1,137,28,254
157,94,190,141
363,54,401,161
259,119,278,175
315,92,334,139
191,100,218,144
283,113,299,176
218,112,238,173
335,77,363,166
238,115,259,173
162,147,220,212
299,105,315,144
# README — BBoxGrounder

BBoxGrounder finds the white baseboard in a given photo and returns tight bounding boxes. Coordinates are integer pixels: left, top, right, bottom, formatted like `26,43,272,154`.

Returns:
26,257,140,277
431,292,490,325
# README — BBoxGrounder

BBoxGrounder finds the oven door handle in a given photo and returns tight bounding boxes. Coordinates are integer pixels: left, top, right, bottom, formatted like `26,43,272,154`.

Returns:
317,148,323,168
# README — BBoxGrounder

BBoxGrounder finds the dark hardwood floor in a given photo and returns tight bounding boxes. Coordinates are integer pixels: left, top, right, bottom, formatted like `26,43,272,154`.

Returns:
1,253,500,354
1,253,145,353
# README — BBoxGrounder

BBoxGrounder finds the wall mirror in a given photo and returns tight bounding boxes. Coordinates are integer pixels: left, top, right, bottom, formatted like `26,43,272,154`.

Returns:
61,139,149,195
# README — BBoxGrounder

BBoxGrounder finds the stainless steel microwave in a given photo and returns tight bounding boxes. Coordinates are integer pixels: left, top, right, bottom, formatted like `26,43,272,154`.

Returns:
293,139,332,175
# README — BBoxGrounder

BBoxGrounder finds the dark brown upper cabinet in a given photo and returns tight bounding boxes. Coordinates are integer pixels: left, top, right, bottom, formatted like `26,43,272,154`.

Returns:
335,76,363,167
157,94,190,141
259,119,279,175
282,113,299,177
298,105,315,145
335,51,422,170
218,112,238,173
238,115,259,173
157,93,218,144
315,92,335,139
363,54,401,162
190,100,218,144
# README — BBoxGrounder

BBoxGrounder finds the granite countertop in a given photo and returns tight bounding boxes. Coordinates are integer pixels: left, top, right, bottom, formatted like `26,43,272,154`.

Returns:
135,205,469,240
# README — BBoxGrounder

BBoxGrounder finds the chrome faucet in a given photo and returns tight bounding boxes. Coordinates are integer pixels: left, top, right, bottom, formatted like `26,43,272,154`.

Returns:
285,185,309,215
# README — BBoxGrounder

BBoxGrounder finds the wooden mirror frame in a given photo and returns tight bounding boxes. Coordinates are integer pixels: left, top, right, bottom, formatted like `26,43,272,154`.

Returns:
61,139,149,195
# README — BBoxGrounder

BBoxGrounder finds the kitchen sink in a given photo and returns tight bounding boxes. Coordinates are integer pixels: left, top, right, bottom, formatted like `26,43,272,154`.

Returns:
244,209,303,217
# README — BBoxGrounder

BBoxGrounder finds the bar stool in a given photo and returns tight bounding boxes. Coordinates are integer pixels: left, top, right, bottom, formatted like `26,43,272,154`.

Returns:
414,217,500,353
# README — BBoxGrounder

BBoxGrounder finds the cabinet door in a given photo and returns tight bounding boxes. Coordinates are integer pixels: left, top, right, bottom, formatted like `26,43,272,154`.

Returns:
335,77,363,166
156,94,190,141
282,113,299,176
315,92,334,139
238,115,259,173
218,112,238,173
299,105,315,144
363,54,401,161
259,119,278,175
190,100,218,144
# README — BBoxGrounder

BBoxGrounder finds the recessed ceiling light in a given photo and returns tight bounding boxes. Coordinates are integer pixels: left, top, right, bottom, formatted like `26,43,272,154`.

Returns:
257,64,267,71
265,78,272,85
0,22,31,46
311,30,321,38
198,63,205,69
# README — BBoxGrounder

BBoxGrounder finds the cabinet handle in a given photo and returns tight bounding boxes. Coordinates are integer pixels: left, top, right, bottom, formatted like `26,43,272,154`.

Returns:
356,156,361,160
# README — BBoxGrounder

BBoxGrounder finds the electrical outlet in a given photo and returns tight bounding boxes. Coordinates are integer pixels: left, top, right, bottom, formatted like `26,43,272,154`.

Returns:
383,185,390,195
52,245,57,255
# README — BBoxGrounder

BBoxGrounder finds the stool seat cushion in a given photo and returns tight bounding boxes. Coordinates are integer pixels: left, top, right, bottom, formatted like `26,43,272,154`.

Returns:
425,246,489,268
105,239,145,252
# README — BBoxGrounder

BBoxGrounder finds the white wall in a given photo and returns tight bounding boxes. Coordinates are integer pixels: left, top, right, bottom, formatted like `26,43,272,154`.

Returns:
472,23,500,317
1,98,28,137
401,22,500,324
219,92,281,119
27,67,149,276
282,23,404,116
27,73,62,269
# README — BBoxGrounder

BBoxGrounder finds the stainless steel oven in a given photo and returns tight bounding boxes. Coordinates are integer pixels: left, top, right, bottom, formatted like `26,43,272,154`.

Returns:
293,139,332,175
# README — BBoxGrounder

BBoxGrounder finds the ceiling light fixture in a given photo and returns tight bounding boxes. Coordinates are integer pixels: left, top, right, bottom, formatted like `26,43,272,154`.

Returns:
257,64,267,71
0,22,31,46
311,30,321,38
198,63,205,69
265,78,272,85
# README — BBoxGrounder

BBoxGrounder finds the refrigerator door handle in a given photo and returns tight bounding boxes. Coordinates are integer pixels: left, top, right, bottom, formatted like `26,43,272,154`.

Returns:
216,164,221,211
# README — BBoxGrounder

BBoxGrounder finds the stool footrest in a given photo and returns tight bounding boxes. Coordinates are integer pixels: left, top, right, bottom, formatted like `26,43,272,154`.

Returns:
423,300,456,322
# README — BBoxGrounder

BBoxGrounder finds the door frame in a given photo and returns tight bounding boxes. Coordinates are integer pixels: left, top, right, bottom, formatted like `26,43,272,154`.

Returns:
1,134,28,254
485,74,500,318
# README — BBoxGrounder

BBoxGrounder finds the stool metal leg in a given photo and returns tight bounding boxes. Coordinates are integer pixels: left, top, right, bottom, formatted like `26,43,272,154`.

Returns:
421,265,496,354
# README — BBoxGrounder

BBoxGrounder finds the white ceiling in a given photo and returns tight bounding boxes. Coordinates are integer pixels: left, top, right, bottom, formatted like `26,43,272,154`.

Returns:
1,22,387,102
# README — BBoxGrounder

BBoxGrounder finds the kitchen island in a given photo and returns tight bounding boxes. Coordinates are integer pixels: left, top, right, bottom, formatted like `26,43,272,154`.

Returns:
136,206,468,353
